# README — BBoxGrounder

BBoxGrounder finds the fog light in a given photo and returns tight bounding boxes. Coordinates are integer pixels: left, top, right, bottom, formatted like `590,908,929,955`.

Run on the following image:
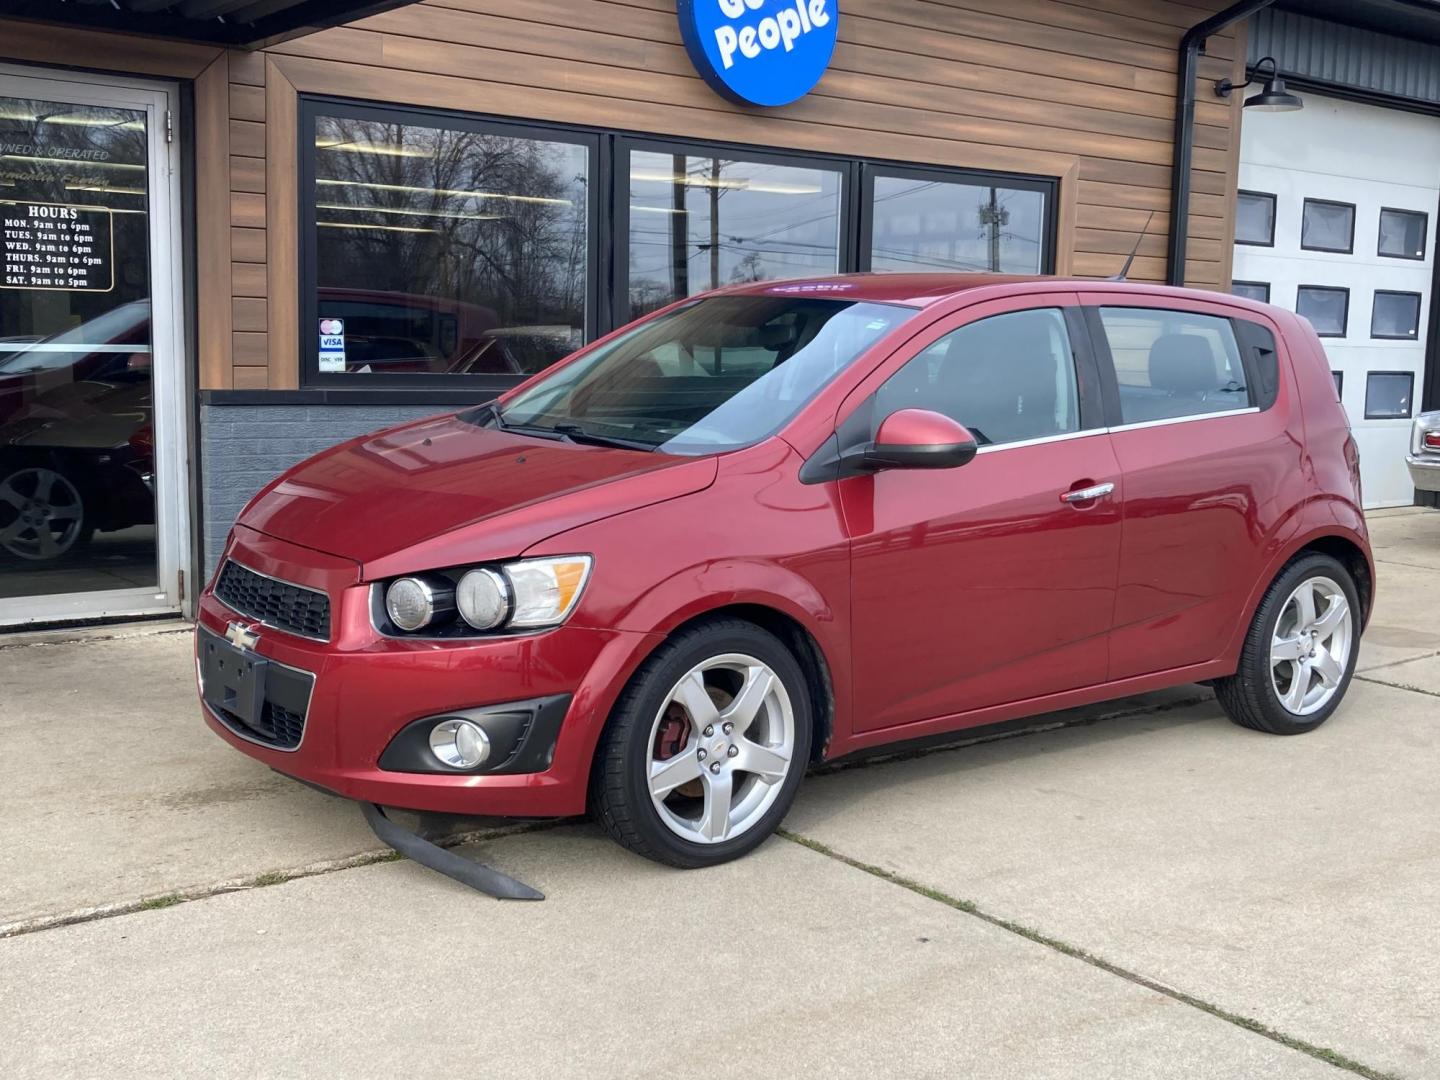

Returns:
429,718,490,769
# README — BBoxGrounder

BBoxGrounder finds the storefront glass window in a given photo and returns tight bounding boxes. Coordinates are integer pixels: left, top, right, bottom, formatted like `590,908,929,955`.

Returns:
868,173,1046,274
310,112,590,378
626,149,842,319
0,94,157,591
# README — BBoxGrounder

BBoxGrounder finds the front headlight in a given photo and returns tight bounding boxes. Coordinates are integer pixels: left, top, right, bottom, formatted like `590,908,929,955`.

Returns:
504,555,592,628
381,555,591,636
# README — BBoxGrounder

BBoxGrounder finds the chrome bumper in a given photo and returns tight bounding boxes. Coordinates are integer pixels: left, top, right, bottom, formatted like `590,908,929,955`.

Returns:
1407,454,1440,493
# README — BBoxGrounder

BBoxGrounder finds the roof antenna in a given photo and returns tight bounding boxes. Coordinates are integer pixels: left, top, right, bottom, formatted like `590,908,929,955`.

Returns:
1109,211,1157,281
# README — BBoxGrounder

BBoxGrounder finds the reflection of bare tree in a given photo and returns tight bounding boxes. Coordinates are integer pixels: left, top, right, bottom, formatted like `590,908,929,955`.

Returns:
314,118,586,331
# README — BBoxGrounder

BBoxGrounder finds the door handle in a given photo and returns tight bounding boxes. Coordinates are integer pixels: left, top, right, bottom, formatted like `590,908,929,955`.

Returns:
1060,482,1115,504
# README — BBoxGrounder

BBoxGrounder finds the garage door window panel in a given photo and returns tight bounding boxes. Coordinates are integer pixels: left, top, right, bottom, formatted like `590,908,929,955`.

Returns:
1235,191,1276,246
1365,372,1414,420
1378,208,1427,261
1296,286,1349,338
1232,281,1269,303
1301,199,1355,254
1371,290,1422,340
875,308,1081,447
1097,308,1252,426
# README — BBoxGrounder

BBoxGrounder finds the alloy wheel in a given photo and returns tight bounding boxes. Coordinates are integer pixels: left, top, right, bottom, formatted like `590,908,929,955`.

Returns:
1269,574,1353,716
0,468,85,561
646,653,796,845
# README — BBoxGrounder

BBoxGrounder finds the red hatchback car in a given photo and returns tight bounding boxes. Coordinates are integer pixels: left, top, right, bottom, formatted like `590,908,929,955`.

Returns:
198,274,1372,869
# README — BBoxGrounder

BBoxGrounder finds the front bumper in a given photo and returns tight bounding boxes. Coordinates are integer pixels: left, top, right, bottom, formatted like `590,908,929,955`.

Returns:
1407,453,1440,494
196,526,658,817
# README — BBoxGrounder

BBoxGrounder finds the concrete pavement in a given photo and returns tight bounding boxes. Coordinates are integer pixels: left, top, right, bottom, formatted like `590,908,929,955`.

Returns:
1,509,1437,1078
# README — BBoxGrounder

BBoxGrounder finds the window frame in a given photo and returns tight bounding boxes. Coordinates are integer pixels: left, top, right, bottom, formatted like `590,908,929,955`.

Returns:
1377,206,1428,261
1295,284,1350,338
1235,190,1277,247
856,162,1058,277
1370,289,1423,340
298,97,605,392
613,135,857,327
1364,370,1415,420
1231,280,1270,303
1079,301,1276,430
1300,197,1356,255
1332,370,1344,398
296,98,1061,393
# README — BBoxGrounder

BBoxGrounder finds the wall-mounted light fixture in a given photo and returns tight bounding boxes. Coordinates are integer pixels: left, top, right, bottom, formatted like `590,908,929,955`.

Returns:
1215,55,1304,112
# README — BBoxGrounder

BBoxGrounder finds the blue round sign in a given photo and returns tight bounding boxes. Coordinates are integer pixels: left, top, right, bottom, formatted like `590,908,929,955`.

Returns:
678,0,839,108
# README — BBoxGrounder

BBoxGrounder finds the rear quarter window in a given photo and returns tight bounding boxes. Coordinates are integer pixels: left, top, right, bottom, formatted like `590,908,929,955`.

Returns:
1097,307,1252,425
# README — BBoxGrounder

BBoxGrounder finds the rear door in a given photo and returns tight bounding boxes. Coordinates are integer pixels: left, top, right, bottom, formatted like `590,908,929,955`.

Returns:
1079,292,1298,680
840,293,1123,733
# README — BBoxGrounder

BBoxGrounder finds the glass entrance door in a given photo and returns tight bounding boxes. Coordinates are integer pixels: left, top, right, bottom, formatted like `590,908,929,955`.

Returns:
0,69,187,625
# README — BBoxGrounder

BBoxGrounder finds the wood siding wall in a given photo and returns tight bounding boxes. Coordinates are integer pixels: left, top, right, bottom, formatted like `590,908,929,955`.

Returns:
1,0,1248,391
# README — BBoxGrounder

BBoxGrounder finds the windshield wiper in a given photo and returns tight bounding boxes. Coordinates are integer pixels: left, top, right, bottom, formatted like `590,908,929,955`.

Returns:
549,424,656,452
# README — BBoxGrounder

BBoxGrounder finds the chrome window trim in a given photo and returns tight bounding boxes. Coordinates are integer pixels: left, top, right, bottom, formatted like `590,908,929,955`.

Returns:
966,407,1261,456
1108,406,1259,434
974,428,1105,455
214,558,332,643
195,635,317,754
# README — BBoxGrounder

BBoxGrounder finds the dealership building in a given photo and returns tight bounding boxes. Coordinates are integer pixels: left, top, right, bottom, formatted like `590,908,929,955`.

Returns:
0,0,1437,628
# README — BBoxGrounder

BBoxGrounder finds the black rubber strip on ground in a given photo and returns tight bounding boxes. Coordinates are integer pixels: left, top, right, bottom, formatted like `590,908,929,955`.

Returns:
360,803,544,901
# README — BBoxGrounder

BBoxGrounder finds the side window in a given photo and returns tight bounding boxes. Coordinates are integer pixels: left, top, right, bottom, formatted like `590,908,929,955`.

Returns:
875,308,1080,447
1098,307,1250,425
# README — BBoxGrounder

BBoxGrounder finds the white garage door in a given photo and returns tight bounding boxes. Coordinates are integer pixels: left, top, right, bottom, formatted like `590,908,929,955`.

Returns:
1232,91,1435,507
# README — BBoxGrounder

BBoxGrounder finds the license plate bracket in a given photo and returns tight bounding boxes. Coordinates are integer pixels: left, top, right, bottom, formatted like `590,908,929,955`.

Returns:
199,629,269,729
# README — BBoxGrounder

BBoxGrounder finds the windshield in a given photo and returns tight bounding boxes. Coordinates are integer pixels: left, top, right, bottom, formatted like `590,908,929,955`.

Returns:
492,295,915,454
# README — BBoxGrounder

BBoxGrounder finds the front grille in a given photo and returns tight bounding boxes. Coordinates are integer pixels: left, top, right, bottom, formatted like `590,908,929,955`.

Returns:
215,560,330,641
215,701,306,750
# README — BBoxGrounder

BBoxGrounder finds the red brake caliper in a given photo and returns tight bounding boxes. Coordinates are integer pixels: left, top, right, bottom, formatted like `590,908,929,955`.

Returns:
653,704,690,760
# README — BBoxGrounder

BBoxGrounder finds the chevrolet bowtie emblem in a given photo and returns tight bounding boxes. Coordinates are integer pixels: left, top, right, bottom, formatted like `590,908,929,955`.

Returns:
225,621,261,651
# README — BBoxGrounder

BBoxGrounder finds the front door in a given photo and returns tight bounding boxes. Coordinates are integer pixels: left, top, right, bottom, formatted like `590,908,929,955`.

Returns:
0,67,187,626
841,296,1121,734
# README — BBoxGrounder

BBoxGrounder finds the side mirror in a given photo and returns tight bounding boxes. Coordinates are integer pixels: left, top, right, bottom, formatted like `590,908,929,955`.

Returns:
862,408,978,471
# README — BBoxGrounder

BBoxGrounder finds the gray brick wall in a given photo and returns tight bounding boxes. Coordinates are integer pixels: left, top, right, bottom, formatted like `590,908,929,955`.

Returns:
199,403,443,580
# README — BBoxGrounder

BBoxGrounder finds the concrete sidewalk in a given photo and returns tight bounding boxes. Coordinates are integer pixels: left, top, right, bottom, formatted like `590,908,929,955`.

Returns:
1,509,1437,1078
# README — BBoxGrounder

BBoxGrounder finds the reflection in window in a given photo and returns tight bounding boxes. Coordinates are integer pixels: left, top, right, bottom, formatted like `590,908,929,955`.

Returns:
1097,308,1250,425
1235,191,1275,245
1301,199,1355,253
1296,286,1349,337
1371,291,1422,340
1231,281,1269,303
876,308,1077,445
868,174,1045,274
1365,372,1413,419
627,150,841,319
1378,208,1427,260
312,113,589,377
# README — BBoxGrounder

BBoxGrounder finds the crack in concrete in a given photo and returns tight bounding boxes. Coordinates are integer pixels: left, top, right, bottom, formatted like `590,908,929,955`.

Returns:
0,819,566,940
1356,673,1440,699
780,830,1403,1080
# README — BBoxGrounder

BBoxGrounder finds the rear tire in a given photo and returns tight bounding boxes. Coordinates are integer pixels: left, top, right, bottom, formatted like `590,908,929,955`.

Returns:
590,618,812,868
1214,553,1360,735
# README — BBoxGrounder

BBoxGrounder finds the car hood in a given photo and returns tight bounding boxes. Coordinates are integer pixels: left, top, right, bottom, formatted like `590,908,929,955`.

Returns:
238,413,718,575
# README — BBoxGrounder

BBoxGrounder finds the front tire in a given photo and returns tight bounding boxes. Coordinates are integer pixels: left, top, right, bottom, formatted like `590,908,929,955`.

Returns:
1215,553,1360,735
590,618,812,868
